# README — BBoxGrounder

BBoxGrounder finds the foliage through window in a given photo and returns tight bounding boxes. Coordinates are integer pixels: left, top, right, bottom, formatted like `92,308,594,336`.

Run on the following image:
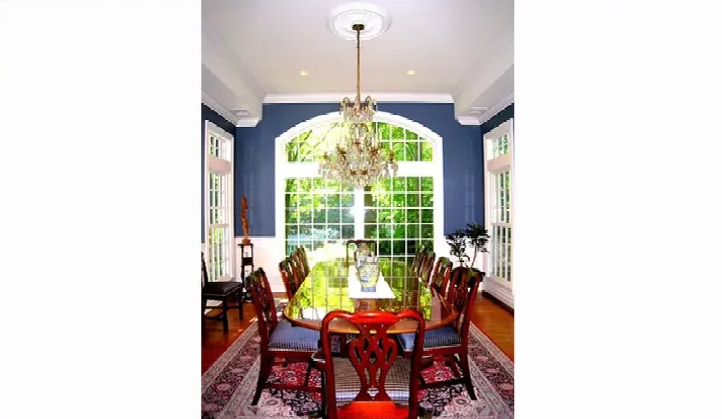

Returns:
282,119,438,266
363,176,434,267
285,122,433,163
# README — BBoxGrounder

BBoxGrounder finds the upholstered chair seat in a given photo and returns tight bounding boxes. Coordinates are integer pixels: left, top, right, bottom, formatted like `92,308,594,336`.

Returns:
202,281,243,298
397,325,461,352
328,357,412,404
267,321,321,352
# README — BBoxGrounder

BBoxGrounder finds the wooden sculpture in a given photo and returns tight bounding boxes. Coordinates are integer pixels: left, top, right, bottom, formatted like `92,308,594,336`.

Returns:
241,196,251,244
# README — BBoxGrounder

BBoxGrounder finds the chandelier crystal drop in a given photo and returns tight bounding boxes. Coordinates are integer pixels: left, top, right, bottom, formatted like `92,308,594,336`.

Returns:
319,23,398,188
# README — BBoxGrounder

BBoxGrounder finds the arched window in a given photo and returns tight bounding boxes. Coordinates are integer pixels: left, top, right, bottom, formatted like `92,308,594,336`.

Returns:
275,112,444,266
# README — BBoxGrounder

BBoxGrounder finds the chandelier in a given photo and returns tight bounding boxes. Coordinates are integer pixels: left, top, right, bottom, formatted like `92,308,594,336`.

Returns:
319,23,398,188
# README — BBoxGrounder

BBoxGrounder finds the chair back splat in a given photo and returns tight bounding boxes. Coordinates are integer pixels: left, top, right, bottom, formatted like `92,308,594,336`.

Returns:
418,250,436,284
247,268,278,348
429,257,453,297
449,267,483,346
318,309,425,419
279,258,302,300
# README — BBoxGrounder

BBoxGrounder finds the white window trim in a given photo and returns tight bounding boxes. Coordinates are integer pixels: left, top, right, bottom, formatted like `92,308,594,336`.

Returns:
483,118,514,306
274,111,445,263
204,121,236,282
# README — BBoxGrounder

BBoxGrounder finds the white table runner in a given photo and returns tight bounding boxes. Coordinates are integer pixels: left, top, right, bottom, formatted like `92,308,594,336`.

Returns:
347,266,396,299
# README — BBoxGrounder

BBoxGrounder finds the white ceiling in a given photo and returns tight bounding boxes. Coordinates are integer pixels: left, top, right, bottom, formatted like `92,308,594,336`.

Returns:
202,0,514,126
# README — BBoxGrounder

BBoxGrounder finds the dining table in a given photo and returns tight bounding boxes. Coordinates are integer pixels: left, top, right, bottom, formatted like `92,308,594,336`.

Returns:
282,258,458,334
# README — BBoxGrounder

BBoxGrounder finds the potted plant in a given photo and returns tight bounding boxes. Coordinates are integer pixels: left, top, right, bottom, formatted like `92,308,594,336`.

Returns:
445,229,470,267
445,223,490,267
445,223,490,286
465,222,490,269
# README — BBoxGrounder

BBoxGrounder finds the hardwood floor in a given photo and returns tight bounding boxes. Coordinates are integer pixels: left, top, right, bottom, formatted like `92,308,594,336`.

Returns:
201,293,514,374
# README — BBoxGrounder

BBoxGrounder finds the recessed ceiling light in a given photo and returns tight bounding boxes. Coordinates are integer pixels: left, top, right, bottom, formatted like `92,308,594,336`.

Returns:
406,70,416,76
299,70,309,76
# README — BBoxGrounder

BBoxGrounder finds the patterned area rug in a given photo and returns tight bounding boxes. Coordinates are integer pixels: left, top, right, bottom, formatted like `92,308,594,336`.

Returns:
202,305,514,418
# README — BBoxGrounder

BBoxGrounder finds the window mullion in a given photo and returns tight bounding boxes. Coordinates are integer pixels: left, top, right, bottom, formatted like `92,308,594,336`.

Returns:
354,188,365,239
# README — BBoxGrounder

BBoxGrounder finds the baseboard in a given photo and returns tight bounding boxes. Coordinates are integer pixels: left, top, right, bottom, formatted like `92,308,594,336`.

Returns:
481,290,514,314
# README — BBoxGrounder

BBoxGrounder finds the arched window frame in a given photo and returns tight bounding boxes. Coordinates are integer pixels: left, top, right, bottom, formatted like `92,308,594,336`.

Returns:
274,111,445,263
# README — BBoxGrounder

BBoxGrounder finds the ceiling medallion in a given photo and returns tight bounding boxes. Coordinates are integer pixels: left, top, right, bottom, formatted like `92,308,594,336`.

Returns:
326,2,392,41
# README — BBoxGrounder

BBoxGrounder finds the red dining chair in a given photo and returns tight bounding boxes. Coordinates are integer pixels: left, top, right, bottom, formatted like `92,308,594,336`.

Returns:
428,257,453,297
278,258,303,301
247,267,321,405
313,309,426,419
397,267,483,400
410,246,425,274
298,246,310,276
418,250,436,284
290,247,308,279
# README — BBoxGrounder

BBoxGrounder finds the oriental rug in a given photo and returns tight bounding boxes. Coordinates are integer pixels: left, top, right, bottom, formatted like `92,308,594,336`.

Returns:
202,305,514,418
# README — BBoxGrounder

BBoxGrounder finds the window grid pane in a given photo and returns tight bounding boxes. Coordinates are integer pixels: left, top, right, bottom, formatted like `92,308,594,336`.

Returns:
489,167,512,282
206,127,233,282
286,122,434,163
283,122,436,265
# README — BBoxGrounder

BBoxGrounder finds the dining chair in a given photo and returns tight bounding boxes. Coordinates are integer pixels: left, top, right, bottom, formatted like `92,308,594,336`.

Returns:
290,248,308,279
278,258,303,301
247,267,322,405
313,309,426,419
297,245,310,277
201,252,244,333
410,246,425,274
345,239,377,266
418,250,436,285
428,257,453,297
397,267,483,400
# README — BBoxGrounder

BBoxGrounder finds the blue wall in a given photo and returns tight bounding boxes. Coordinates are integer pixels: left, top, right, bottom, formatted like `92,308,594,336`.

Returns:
479,103,514,225
201,104,236,242
235,103,484,237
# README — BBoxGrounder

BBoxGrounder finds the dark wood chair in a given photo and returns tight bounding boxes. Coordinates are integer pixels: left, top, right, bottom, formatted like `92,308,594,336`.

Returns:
397,267,483,400
345,239,377,266
279,257,303,301
201,252,243,333
428,257,453,297
290,248,308,279
247,267,321,405
297,246,310,277
418,250,436,284
410,246,425,274
313,309,426,419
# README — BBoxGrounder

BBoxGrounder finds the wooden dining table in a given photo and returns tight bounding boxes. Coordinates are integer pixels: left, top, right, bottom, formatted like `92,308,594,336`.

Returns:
282,258,458,334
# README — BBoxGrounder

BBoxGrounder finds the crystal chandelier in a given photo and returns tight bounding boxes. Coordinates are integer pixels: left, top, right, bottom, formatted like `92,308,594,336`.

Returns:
319,23,398,188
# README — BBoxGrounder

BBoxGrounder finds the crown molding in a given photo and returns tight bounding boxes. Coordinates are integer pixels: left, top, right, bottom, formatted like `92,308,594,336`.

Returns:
478,92,514,125
456,92,514,126
201,92,262,128
263,92,454,104
455,116,482,126
201,91,238,126
236,118,261,128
